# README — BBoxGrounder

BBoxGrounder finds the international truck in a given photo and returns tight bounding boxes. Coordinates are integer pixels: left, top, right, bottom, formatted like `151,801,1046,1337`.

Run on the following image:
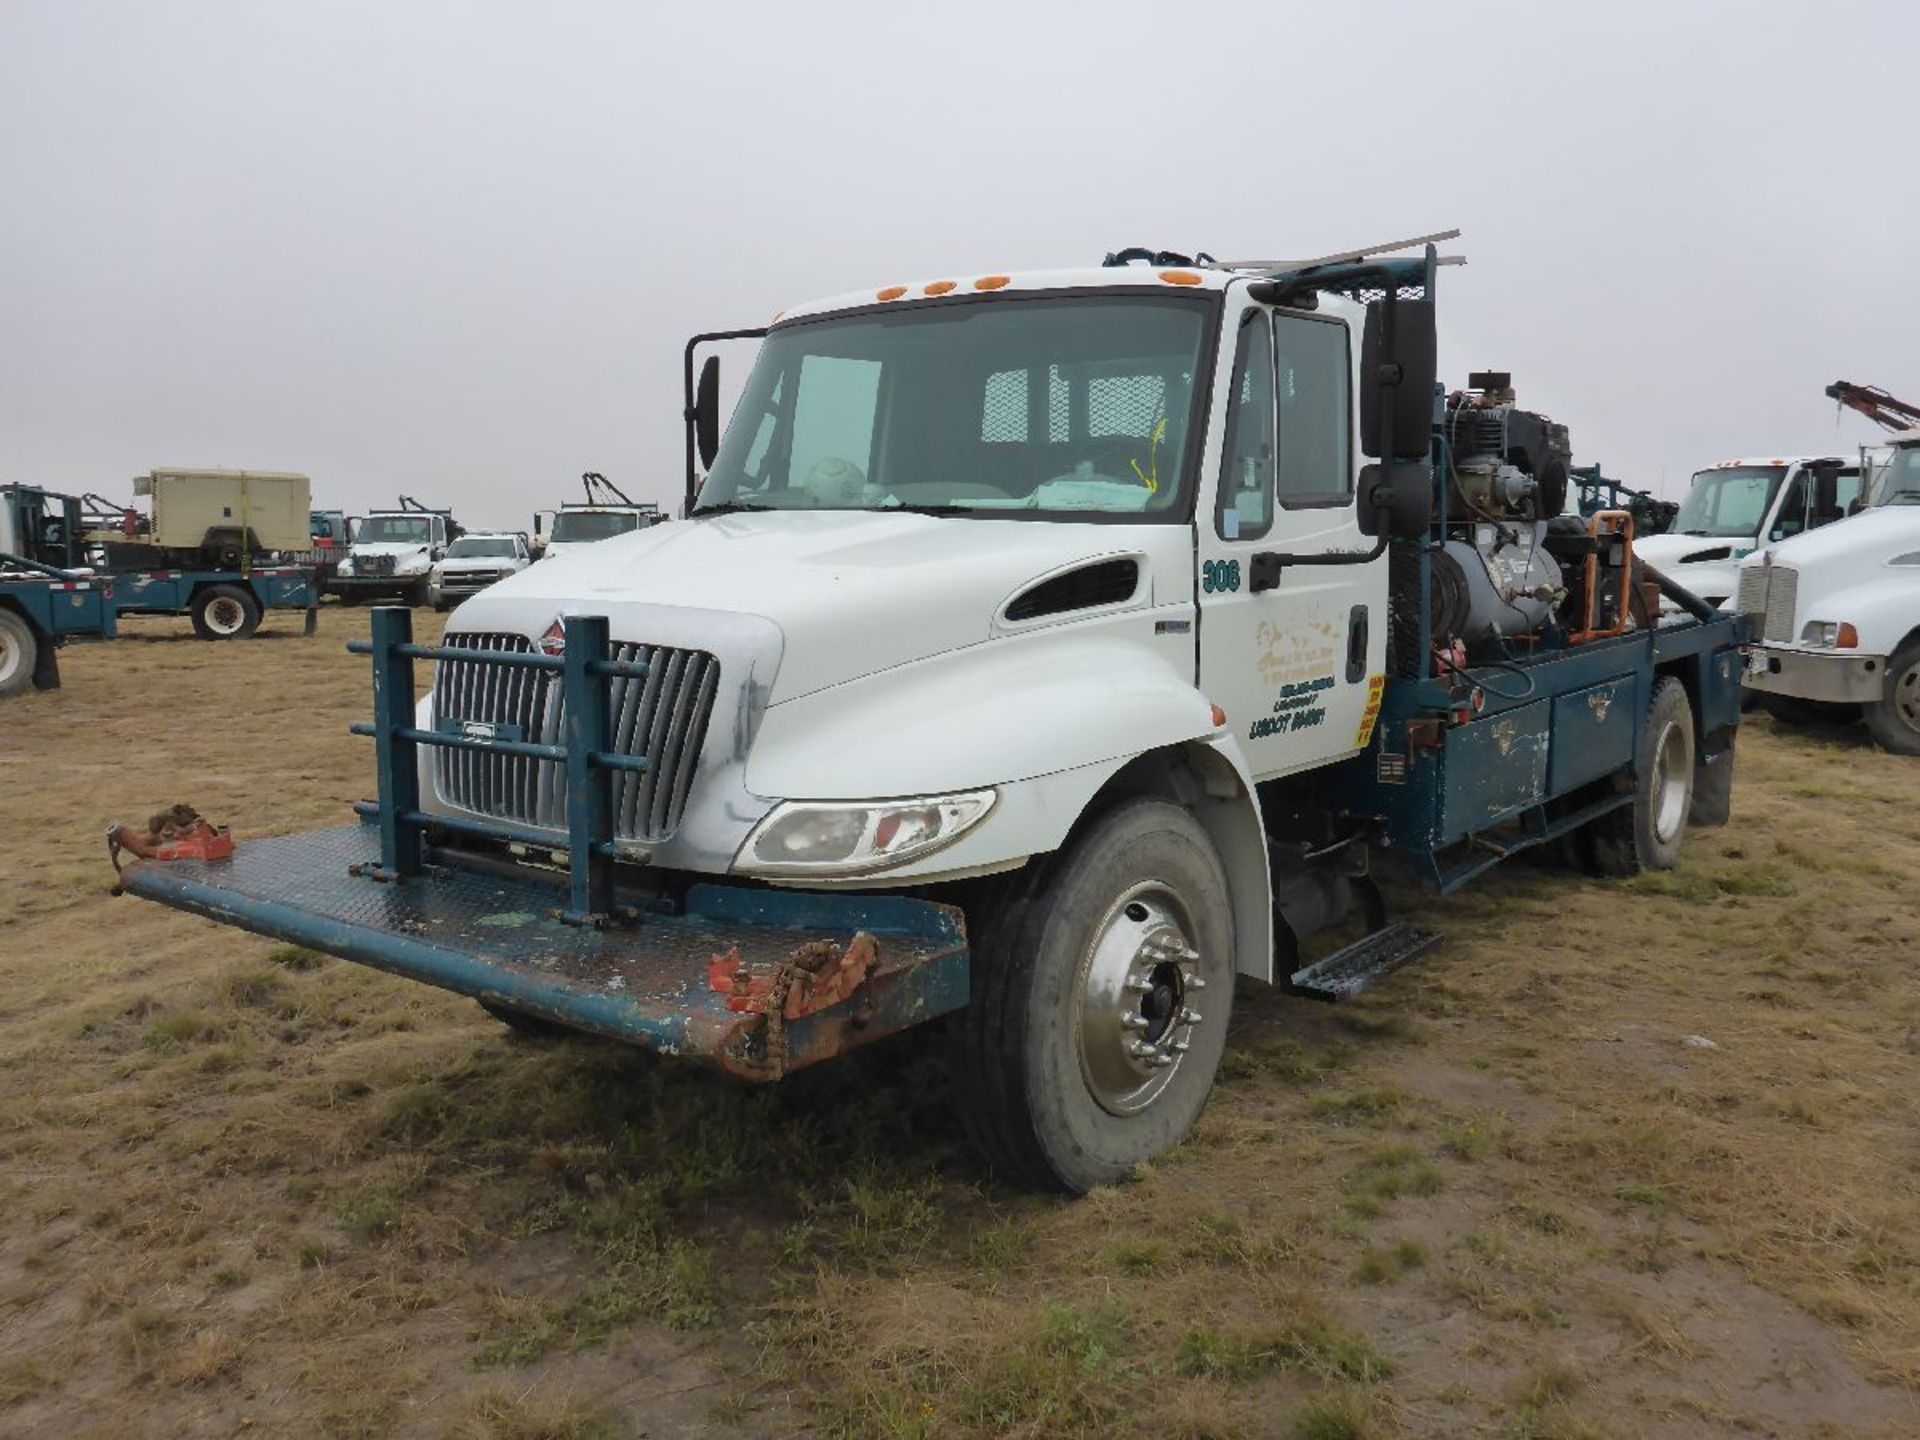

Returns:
329,497,461,605
1,482,316,640
1636,455,1866,611
115,238,1749,1192
532,473,665,560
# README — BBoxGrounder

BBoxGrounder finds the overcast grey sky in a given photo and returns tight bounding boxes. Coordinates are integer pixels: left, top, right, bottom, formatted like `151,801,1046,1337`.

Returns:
3,0,1915,530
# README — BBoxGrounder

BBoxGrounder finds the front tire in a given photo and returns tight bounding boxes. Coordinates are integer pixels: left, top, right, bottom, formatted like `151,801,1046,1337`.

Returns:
1864,640,1920,756
1588,676,1695,876
949,797,1235,1194
190,584,261,641
0,610,39,697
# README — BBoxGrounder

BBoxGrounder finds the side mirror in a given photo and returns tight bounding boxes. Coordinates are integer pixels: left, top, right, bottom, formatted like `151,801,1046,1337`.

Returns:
1359,299,1437,461
1812,465,1840,516
695,356,721,470
1356,460,1433,540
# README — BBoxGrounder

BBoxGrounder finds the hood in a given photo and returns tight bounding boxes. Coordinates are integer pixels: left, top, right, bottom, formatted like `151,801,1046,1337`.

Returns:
350,541,432,558
1738,505,1920,571
456,510,1167,702
437,554,518,572
1637,533,1747,568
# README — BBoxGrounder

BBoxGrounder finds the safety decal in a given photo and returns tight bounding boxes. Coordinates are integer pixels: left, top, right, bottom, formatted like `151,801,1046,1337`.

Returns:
1354,674,1386,748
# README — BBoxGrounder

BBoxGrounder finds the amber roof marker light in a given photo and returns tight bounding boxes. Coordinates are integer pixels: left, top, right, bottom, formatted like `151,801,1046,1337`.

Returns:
974,275,1011,291
924,280,956,296
1158,270,1203,286
876,285,907,302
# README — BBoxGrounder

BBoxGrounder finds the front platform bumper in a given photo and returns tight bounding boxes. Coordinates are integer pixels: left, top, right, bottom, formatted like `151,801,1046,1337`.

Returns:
1742,644,1886,704
119,825,970,1078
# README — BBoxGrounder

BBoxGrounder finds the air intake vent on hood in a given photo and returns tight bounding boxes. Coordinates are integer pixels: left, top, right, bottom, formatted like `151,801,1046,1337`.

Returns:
1004,558,1140,622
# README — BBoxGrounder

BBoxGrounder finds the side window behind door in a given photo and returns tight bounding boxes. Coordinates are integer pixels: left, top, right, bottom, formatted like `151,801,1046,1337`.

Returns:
1215,312,1275,541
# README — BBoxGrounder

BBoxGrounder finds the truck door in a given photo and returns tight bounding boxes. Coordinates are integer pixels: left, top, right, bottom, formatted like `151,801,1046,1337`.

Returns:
1196,299,1388,782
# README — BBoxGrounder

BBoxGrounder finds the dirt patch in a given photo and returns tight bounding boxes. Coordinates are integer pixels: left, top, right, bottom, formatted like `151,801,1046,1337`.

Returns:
4,609,1920,1437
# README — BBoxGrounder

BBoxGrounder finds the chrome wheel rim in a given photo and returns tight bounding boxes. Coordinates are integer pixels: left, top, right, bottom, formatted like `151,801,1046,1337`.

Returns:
1894,660,1920,734
206,597,245,635
1076,881,1207,1117
0,628,22,686
1651,716,1692,844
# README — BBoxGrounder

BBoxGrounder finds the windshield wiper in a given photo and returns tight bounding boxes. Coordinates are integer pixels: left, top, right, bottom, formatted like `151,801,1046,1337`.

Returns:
875,502,975,516
690,501,776,517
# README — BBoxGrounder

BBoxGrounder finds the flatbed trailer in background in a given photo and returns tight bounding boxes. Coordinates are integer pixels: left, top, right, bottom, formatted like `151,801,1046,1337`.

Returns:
0,554,117,697
110,566,319,640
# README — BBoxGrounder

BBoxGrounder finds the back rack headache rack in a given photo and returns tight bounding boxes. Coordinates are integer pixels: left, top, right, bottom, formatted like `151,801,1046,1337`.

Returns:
1104,229,1466,306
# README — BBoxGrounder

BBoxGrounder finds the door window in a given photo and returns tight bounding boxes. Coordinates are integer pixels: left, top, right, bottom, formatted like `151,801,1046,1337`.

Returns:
1216,312,1276,541
1274,315,1352,507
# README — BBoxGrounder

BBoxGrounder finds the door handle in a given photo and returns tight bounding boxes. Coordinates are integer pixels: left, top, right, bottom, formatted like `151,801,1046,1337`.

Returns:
1346,604,1369,682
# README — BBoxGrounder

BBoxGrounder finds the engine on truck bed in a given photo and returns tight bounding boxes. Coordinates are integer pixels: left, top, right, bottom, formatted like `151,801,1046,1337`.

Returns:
1391,370,1639,670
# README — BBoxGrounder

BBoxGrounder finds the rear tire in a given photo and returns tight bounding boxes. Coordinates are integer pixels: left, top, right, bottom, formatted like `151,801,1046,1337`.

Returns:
948,797,1235,1194
1587,676,1695,876
0,610,39,697
190,584,261,641
1863,640,1920,756
408,579,430,608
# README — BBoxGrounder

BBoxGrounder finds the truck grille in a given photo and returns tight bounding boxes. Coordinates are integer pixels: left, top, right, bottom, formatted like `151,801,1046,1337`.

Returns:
431,631,720,844
1737,564,1798,642
366,554,398,577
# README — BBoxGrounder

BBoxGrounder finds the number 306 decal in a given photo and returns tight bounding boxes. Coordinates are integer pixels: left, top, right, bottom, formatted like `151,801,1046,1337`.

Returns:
1202,559,1242,594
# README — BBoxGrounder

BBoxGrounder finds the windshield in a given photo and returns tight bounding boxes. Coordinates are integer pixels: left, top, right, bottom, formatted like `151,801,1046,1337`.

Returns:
447,537,516,558
695,294,1212,519
358,515,435,544
550,510,640,543
1672,466,1784,537
1869,445,1920,506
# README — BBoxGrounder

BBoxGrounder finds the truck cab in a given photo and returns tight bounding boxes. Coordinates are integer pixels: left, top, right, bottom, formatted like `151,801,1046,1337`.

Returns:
1736,432,1920,751
1638,456,1864,609
332,502,458,605
118,246,1747,1192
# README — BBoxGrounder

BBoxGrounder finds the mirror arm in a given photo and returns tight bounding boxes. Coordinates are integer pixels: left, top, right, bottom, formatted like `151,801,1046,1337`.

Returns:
683,327,767,513
1246,524,1392,592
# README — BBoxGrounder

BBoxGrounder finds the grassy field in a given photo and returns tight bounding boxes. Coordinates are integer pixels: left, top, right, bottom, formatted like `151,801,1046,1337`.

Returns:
4,606,1919,1439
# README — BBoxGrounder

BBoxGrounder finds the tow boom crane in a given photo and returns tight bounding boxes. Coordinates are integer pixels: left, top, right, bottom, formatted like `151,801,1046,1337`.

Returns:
1825,381,1920,434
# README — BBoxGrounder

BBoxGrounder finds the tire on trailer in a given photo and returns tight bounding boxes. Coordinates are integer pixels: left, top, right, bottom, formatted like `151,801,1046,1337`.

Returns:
1586,675,1695,877
1863,639,1920,756
948,796,1235,1194
0,609,39,698
191,584,262,641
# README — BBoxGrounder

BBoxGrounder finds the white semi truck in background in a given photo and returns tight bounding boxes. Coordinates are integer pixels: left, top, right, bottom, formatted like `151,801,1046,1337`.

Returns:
330,496,462,605
533,472,664,560
1738,429,1920,752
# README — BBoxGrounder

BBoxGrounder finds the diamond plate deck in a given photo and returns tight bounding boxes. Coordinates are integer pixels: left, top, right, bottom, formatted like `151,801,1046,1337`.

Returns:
119,825,970,1077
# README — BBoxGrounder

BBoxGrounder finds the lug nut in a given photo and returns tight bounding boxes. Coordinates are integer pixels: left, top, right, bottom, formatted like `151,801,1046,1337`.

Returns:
1184,974,1208,991
1178,1008,1202,1026
1170,1039,1190,1055
1125,976,1153,993
1121,1014,1149,1031
1126,1039,1157,1059
1148,1053,1176,1068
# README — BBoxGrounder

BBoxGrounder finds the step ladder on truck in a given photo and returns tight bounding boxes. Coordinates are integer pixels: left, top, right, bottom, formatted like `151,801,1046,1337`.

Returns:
114,235,1750,1192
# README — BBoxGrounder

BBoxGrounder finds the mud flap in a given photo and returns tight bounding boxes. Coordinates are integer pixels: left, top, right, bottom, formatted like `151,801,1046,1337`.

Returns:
32,634,60,691
1690,734,1735,827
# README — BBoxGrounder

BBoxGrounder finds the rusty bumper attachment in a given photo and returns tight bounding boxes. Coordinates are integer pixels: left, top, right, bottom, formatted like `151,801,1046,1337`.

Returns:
115,824,970,1078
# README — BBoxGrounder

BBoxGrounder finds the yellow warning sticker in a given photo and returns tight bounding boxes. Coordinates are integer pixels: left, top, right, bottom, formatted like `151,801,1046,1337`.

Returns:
1354,674,1387,748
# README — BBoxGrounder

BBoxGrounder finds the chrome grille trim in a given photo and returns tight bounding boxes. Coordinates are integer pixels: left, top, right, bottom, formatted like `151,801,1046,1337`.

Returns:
1736,566,1769,618
431,631,719,844
1763,566,1798,642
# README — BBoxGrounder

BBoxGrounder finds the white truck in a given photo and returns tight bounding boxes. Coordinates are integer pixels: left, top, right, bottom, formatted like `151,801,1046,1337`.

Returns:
534,473,664,560
428,531,533,611
1736,431,1920,752
330,497,461,606
1637,455,1865,610
116,240,1750,1193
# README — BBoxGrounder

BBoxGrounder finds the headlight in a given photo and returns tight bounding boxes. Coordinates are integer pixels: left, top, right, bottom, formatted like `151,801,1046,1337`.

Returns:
1799,621,1859,648
398,553,430,575
336,558,355,575
739,791,996,876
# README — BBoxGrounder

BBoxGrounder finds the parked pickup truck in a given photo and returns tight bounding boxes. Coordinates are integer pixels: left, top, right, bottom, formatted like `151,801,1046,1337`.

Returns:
117,239,1748,1192
429,532,533,611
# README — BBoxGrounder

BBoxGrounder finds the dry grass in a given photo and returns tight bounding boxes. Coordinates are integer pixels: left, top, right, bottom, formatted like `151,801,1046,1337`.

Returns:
4,608,1920,1436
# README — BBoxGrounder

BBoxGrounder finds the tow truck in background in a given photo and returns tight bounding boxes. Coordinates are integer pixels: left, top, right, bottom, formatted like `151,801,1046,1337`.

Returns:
1,474,317,642
117,236,1751,1192
329,496,462,605
532,472,664,560
1736,382,1920,751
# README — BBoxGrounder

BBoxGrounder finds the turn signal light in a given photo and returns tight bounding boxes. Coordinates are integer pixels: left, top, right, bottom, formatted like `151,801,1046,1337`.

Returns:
1837,622,1859,648
1209,703,1227,728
